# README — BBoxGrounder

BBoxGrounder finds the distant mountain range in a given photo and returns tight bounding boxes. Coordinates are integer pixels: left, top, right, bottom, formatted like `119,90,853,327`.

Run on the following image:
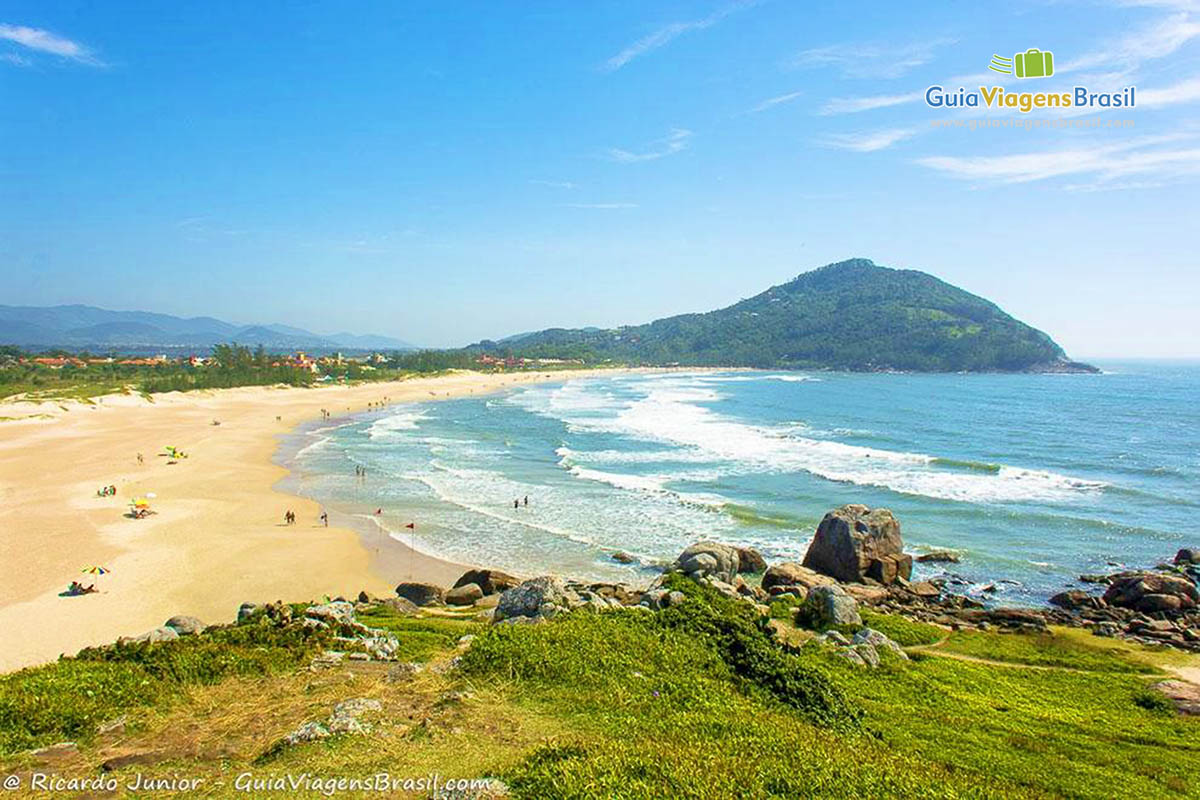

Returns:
474,258,1097,373
0,305,415,353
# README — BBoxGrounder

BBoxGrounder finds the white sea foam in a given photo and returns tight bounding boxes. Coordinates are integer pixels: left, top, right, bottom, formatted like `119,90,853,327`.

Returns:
366,411,427,439
521,376,1107,504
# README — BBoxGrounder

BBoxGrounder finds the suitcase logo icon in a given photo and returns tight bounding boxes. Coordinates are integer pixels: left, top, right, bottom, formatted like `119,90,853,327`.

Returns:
988,49,1054,79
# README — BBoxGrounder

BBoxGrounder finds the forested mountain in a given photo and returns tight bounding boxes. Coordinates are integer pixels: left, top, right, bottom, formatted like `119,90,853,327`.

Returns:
474,259,1096,372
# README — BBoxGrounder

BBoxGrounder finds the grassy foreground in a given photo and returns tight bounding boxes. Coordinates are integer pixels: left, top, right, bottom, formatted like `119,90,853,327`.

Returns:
1,578,1197,799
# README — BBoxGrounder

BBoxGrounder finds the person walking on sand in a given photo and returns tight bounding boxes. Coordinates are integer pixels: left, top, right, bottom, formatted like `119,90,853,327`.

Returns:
320,511,328,526
137,452,143,465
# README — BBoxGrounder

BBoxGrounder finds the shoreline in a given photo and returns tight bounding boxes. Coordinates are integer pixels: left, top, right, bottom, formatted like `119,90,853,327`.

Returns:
0,367,688,674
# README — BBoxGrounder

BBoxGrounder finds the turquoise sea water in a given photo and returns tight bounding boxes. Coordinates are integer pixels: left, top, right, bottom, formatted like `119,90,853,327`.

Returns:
282,362,1199,604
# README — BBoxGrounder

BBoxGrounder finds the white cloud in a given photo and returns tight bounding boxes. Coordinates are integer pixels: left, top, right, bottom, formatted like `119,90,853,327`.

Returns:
747,90,803,113
819,91,924,115
602,2,751,72
607,128,693,162
0,23,101,65
791,37,956,79
1,51,30,66
561,203,639,209
820,128,918,152
915,135,1200,184
529,179,577,189
1137,74,1200,106
1061,12,1200,72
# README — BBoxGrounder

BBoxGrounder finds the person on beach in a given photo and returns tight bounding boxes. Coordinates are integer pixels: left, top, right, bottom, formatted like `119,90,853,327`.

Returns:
514,499,519,509
320,511,328,526
137,452,143,465
523,495,529,507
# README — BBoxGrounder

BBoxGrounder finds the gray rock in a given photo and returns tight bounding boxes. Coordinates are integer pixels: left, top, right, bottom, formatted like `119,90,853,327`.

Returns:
283,721,330,746
446,583,485,606
852,643,880,667
822,630,851,646
164,615,205,635
611,551,637,564
1174,548,1199,566
494,576,576,622
381,596,420,615
305,601,356,625
801,504,906,584
852,628,909,660
809,584,862,627
672,541,741,583
395,582,446,607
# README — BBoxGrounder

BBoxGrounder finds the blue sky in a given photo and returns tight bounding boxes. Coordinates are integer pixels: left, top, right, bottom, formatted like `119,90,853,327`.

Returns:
2,1,1198,355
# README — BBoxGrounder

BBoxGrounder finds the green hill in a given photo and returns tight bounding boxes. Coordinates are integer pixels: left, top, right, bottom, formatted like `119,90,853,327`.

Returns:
480,259,1096,372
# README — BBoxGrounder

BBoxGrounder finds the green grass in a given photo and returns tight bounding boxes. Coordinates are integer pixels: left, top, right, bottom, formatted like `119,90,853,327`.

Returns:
936,628,1159,673
354,607,482,662
859,607,945,646
0,622,332,755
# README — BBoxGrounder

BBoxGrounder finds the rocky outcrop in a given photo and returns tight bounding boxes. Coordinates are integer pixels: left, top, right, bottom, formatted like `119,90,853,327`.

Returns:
453,569,520,596
801,505,909,584
1175,548,1199,566
1102,571,1198,613
395,582,445,607
672,542,741,584
494,576,577,623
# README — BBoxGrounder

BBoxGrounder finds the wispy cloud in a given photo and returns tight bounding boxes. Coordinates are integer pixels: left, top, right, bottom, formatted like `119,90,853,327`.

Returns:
0,23,102,66
529,179,577,189
1137,75,1200,106
1061,12,1200,72
792,37,956,79
607,128,693,162
747,90,803,113
819,91,923,115
915,135,1200,185
602,2,752,72
820,128,918,152
561,202,639,209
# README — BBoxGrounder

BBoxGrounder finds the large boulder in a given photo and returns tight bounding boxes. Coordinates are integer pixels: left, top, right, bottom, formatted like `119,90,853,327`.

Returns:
762,562,837,594
446,583,484,606
807,584,862,627
1103,571,1198,613
453,569,520,596
305,601,356,625
672,542,741,584
494,576,576,623
802,505,906,584
735,547,767,574
395,582,445,607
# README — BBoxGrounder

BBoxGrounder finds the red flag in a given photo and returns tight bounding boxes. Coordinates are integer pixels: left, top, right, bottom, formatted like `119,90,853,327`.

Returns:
405,522,415,529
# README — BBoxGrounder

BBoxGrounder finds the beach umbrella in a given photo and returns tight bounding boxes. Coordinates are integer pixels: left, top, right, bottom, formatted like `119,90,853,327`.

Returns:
81,566,110,575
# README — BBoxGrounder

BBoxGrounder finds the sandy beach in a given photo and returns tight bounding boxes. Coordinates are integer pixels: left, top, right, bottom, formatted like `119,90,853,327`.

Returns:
0,369,633,673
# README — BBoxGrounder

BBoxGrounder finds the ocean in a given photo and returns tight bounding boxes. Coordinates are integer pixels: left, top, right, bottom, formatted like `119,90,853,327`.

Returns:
280,362,1199,605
